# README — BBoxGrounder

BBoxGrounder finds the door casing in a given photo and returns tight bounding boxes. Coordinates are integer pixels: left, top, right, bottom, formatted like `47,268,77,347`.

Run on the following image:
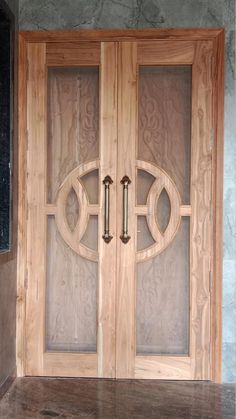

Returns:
17,28,224,382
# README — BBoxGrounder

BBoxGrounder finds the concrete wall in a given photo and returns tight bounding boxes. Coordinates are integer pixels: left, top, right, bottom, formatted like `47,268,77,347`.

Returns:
0,0,18,389
19,0,236,382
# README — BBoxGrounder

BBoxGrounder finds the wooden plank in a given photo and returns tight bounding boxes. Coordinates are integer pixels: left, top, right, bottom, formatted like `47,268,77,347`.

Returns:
20,28,223,43
211,30,224,383
43,353,97,377
116,42,137,378
190,40,214,380
98,42,118,378
25,43,47,375
46,42,100,66
138,40,195,64
16,34,27,377
135,356,191,380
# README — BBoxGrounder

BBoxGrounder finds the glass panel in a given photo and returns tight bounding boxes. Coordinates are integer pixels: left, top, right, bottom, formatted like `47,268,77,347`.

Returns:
0,12,13,252
47,67,99,203
81,215,98,251
138,66,191,204
156,188,171,234
137,169,155,205
136,218,190,355
137,216,155,251
65,187,79,232
80,169,99,204
46,216,97,352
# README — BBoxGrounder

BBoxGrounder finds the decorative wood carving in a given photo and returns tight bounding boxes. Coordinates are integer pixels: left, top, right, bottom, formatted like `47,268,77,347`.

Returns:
54,160,100,262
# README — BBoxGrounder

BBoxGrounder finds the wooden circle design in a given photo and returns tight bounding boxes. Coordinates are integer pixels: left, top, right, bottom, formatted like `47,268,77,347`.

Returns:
136,160,182,262
55,160,99,262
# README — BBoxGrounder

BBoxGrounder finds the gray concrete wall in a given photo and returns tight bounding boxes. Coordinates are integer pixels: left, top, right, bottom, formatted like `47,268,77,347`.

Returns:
19,0,236,382
0,0,18,388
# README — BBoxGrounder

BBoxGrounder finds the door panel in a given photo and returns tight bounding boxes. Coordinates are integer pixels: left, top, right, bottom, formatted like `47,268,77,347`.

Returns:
137,218,190,356
25,35,217,380
46,66,99,354
115,41,137,378
116,40,213,379
25,41,118,377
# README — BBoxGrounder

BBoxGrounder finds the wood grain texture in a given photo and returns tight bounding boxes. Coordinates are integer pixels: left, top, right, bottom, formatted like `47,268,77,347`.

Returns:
135,356,191,380
25,44,101,378
18,30,224,382
116,42,137,378
138,41,195,64
47,67,99,203
190,40,214,380
98,42,118,378
138,66,191,204
137,219,190,356
211,31,224,383
46,217,97,353
135,160,182,263
20,28,223,43
54,160,99,262
25,43,46,375
43,353,97,377
46,42,100,66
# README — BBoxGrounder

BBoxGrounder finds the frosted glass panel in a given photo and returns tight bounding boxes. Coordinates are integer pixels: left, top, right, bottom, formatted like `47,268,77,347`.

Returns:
136,218,189,355
80,169,99,204
46,216,97,352
47,67,99,203
138,66,191,203
81,215,98,251
137,169,155,205
65,187,79,232
137,216,155,251
156,188,171,234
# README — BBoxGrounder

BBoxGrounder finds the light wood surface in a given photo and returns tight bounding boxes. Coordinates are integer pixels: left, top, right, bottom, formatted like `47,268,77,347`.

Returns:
20,28,223,43
138,40,195,64
43,353,97,377
135,160,182,262
190,40,214,380
98,42,118,378
138,65,191,204
211,30,224,383
25,43,47,375
18,29,224,382
46,42,100,66
46,216,97,353
135,356,191,380
115,42,137,378
54,161,100,261
47,66,99,202
137,219,190,357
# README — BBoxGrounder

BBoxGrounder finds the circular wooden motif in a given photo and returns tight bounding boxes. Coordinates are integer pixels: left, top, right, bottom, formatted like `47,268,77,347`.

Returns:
136,160,182,262
54,160,99,262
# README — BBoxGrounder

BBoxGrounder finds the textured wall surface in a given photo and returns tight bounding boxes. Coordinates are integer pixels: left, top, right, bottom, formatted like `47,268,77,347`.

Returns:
19,0,236,382
0,0,18,388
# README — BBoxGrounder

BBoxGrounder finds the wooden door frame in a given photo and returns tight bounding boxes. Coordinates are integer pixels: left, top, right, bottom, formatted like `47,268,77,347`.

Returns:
17,28,224,382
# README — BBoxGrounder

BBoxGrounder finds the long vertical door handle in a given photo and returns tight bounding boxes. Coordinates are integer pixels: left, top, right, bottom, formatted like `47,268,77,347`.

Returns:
120,176,131,244
102,175,113,243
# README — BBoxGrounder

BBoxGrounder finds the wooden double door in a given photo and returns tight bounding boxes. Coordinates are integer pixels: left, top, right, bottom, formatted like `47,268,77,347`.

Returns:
23,31,222,380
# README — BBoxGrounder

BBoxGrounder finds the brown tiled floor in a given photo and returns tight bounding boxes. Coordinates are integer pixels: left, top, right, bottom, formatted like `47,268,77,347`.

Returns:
0,377,235,418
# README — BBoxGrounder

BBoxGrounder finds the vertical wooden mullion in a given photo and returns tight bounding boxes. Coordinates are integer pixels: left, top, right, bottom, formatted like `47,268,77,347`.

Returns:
211,32,224,383
116,41,137,378
98,42,118,378
25,43,46,375
190,40,214,379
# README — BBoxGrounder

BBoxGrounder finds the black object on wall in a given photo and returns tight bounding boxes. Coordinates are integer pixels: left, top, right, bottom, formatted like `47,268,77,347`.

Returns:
0,0,14,252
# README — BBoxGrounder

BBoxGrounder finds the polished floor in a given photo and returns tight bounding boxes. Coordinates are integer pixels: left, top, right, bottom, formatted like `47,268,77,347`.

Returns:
0,377,235,418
